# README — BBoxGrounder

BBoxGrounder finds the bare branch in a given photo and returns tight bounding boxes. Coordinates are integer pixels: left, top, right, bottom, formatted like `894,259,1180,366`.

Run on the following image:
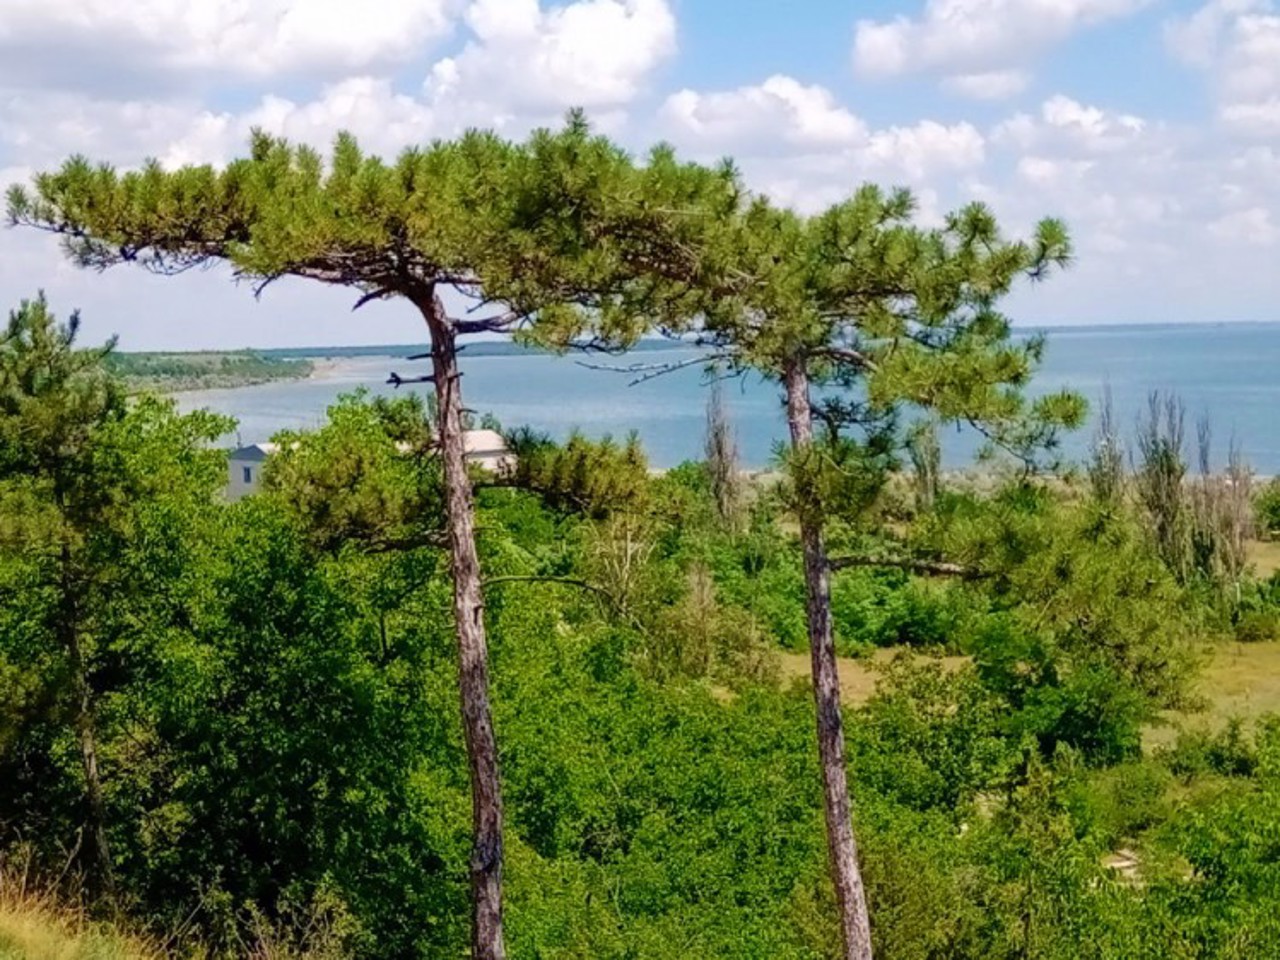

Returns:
827,554,985,579
482,575,614,599
387,373,435,387
453,311,523,336
362,531,449,555
814,346,879,374
576,350,734,386
353,288,395,311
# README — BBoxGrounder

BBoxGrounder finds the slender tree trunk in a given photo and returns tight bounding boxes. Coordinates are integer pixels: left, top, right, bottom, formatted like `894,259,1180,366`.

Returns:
783,359,873,960
57,533,113,899
419,290,506,960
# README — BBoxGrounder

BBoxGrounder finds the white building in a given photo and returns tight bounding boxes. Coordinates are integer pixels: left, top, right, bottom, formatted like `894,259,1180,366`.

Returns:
462,429,517,474
227,442,277,500
226,431,515,500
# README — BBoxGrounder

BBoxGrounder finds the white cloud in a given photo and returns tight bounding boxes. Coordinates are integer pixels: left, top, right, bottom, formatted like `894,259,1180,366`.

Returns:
425,0,676,118
1167,1,1280,136
0,0,681,353
854,0,1151,96
1016,156,1095,187
0,0,460,87
973,92,1280,320
1164,0,1266,65
1041,95,1146,145
159,79,442,168
1,0,681,172
659,75,984,202
0,92,213,168
660,76,866,149
1209,206,1279,244
658,74,988,223
942,71,1030,99
865,121,985,178
3,4,1280,345
994,95,1146,153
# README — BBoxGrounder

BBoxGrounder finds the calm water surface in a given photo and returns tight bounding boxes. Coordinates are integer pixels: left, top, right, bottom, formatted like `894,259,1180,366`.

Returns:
176,323,1280,472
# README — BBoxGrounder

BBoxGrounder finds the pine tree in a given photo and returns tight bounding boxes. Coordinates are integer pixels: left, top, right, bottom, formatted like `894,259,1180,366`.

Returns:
684,187,1085,960
0,294,122,896
8,116,734,958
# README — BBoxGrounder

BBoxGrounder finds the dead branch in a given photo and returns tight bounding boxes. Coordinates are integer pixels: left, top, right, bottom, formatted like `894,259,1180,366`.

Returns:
827,554,985,579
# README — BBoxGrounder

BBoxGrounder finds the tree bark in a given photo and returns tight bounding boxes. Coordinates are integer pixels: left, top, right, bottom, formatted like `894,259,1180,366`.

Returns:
783,359,874,960
419,290,506,960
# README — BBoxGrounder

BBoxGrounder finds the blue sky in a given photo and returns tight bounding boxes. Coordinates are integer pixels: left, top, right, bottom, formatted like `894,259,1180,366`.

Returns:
1,0,1277,349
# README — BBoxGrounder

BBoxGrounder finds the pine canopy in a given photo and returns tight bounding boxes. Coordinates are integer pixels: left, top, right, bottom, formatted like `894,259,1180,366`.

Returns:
6,112,738,348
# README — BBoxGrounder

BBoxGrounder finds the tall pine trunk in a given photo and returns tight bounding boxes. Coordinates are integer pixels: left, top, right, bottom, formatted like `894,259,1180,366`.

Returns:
783,359,873,960
418,290,506,960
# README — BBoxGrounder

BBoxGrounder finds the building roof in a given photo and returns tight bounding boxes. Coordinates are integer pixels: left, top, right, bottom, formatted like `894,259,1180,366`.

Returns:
228,431,510,461
228,442,277,462
463,429,509,456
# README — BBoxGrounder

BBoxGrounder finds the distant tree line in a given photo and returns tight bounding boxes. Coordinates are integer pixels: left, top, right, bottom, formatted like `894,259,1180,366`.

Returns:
105,350,313,392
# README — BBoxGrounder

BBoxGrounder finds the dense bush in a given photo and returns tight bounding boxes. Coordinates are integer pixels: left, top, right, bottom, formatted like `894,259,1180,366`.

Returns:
2,334,1275,958
1257,478,1280,538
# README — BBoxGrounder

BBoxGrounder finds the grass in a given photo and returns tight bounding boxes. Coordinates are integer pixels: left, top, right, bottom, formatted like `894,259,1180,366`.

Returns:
777,648,969,706
1146,640,1280,748
0,887,158,960
1247,539,1280,579
777,638,1280,750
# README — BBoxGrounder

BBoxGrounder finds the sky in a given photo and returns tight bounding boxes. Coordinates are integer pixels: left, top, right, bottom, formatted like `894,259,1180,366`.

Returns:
0,0,1277,349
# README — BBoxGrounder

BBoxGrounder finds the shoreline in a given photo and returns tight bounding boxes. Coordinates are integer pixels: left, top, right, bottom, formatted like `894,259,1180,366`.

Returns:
164,358,345,397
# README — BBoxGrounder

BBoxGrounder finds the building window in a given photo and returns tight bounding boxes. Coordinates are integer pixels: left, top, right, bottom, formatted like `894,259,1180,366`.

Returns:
243,466,253,484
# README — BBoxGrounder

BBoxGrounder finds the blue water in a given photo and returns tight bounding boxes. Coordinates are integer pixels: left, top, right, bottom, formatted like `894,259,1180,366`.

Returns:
176,323,1280,472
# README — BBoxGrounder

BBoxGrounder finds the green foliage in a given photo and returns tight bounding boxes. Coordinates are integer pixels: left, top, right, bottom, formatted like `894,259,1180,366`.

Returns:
851,658,1017,811
1256,478,1280,538
1231,574,1280,642
504,428,649,518
7,117,740,350
264,390,442,553
1153,719,1280,957
921,485,1203,762
128,498,467,958
0,368,1276,956
0,295,232,898
829,570,987,653
1158,719,1259,781
104,350,312,392
7,84,1280,960
682,185,1085,474
1063,759,1173,847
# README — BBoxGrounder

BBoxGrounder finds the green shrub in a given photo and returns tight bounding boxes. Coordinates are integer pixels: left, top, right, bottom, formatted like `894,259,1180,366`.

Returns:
1256,478,1280,538
1234,609,1280,643
1065,760,1172,846
1159,718,1258,780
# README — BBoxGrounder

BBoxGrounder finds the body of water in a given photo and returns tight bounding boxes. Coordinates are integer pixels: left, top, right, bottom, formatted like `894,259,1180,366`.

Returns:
176,323,1280,472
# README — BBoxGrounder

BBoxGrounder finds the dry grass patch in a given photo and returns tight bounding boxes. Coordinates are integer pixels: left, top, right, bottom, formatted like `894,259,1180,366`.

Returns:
1247,539,1280,579
0,888,158,960
777,648,969,707
1146,641,1280,749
